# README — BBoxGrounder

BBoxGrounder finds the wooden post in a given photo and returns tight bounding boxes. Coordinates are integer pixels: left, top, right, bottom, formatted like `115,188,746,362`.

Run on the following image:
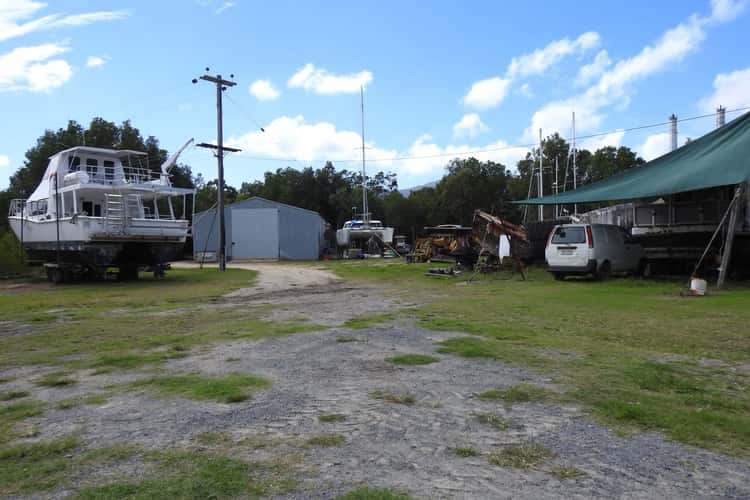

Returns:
717,184,744,288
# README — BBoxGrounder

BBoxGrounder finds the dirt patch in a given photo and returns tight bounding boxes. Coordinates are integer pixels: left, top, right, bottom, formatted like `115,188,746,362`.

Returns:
0,321,34,338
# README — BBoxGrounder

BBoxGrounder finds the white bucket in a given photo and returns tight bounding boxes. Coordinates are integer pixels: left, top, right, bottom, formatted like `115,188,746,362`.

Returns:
689,277,707,296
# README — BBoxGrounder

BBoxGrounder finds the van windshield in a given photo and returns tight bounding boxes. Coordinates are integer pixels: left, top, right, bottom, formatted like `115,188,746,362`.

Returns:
551,226,586,244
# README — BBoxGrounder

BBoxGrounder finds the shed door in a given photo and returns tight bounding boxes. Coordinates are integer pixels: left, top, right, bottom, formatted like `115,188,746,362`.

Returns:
231,208,279,259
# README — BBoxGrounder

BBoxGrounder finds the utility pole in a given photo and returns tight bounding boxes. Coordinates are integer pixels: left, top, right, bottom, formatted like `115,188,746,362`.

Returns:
194,69,237,272
572,111,577,215
538,129,544,221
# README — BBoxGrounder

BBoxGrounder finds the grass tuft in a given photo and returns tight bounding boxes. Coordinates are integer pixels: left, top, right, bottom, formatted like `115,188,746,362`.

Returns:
337,486,413,500
318,413,347,423
369,390,416,405
474,413,511,430
35,372,77,387
385,354,440,366
478,383,553,404
304,433,346,447
453,447,479,457
0,390,29,401
549,465,587,479
0,436,79,495
488,442,555,469
132,373,270,403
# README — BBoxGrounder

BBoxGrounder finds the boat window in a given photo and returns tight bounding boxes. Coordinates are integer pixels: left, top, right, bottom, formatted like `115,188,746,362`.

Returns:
103,160,115,180
68,156,81,172
82,201,93,216
94,204,102,217
86,158,98,177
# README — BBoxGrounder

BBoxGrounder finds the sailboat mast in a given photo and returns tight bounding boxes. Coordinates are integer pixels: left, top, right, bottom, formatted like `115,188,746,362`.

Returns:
360,86,369,225
572,111,577,215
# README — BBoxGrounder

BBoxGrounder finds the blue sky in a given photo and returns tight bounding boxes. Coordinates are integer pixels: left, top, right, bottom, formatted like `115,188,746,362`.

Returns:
1,0,749,191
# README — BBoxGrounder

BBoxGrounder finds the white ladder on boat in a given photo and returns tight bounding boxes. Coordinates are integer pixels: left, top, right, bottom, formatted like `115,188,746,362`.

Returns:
104,194,126,235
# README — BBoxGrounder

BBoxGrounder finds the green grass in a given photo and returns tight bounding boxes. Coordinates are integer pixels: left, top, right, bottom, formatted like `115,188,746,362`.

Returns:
75,449,298,500
337,486,413,500
325,261,750,456
132,373,270,403
0,269,321,372
336,336,361,343
342,313,399,329
478,383,554,404
474,413,511,430
488,442,555,469
549,465,587,479
453,447,479,457
0,436,79,495
318,413,347,423
35,371,77,387
0,400,45,444
0,390,29,401
385,354,440,366
304,433,346,447
369,390,416,405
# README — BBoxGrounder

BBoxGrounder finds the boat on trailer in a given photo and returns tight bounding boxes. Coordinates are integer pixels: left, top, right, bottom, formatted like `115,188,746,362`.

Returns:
7,142,196,282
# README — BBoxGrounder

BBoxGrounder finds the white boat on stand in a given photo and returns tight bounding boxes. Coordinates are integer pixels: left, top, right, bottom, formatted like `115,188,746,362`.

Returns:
336,87,395,257
7,142,196,282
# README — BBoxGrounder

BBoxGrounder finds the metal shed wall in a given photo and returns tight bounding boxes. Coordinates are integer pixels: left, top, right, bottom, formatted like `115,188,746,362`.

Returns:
192,197,324,261
277,206,324,260
192,206,232,261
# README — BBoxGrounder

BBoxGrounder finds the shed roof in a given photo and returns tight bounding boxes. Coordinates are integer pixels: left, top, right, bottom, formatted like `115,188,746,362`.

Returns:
194,196,324,219
516,111,750,205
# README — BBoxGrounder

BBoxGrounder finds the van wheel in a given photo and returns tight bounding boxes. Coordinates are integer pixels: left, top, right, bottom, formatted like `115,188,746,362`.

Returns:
596,261,611,281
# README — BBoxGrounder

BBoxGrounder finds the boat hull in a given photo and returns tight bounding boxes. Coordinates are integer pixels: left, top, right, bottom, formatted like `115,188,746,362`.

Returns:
9,216,187,268
336,227,394,246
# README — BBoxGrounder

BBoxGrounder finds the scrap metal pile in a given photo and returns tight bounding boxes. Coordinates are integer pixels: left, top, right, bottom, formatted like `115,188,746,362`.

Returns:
407,211,530,277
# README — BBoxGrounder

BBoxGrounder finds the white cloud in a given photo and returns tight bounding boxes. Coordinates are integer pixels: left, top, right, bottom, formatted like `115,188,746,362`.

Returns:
215,2,236,14
85,55,106,68
287,63,372,95
0,1,129,42
178,103,193,112
639,132,673,161
524,10,717,141
226,115,528,184
227,115,397,165
0,154,9,168
462,31,599,110
576,50,611,86
249,79,280,101
518,83,533,97
699,66,750,112
452,113,489,138
507,31,600,79
0,43,72,92
709,0,747,22
579,131,625,152
462,77,511,110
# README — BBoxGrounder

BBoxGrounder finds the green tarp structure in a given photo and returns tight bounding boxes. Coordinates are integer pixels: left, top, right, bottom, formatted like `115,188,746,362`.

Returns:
516,111,750,205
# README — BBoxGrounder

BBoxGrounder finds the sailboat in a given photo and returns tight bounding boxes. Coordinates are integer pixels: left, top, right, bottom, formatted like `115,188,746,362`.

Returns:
335,87,394,254
7,140,196,281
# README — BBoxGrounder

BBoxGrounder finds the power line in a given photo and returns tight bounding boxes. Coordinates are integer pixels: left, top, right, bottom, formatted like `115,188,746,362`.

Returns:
219,105,750,165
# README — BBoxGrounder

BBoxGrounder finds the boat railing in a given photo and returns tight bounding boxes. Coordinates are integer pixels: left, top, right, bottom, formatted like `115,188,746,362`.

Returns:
84,167,166,186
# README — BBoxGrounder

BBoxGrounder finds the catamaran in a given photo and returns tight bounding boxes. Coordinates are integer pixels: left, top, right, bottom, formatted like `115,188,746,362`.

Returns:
7,140,196,281
335,87,394,255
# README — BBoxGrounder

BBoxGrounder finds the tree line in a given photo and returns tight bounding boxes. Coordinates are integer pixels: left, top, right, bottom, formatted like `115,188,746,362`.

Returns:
1,118,645,240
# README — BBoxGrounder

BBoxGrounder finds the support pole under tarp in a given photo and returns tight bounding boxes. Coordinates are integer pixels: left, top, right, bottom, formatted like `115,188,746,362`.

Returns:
717,184,744,288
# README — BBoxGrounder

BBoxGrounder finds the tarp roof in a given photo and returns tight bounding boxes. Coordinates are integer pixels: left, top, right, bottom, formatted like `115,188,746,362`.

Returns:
516,111,750,205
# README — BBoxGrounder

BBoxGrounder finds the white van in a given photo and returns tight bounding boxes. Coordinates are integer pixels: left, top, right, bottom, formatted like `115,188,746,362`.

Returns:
545,223,646,280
